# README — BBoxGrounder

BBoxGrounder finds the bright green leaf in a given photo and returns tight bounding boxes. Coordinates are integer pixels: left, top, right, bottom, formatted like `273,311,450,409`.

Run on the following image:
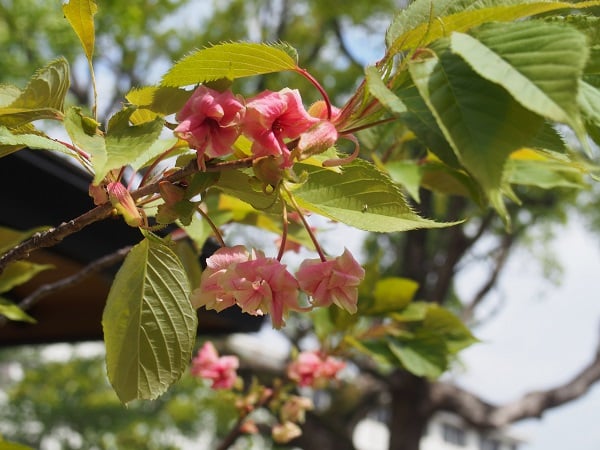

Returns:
450,21,588,140
386,0,600,55
0,297,36,323
384,160,423,201
388,335,448,379
506,154,586,189
362,277,419,315
365,66,407,115
64,107,107,181
292,159,456,232
409,47,544,219
0,261,53,294
126,86,192,118
161,42,298,87
421,304,478,354
0,84,21,107
0,437,36,449
0,58,70,126
62,0,97,62
0,126,76,159
102,234,197,404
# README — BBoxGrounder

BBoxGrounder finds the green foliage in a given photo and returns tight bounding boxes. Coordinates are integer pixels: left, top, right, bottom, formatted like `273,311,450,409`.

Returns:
102,234,197,404
161,42,298,87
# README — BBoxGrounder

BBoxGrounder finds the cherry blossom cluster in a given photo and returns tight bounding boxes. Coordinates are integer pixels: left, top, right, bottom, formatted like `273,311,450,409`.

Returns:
190,245,364,329
190,342,345,444
174,85,340,170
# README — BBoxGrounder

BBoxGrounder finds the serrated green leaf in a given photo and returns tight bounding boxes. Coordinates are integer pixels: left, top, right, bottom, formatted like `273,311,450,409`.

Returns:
64,107,107,181
161,42,298,87
292,159,455,232
0,261,53,294
408,47,544,219
0,297,36,323
62,0,97,62
0,58,69,126
450,21,588,141
102,235,197,404
0,126,76,159
386,0,600,55
579,80,600,146
361,277,419,315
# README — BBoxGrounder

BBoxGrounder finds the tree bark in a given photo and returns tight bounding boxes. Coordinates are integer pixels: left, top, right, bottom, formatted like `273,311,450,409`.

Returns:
387,371,432,450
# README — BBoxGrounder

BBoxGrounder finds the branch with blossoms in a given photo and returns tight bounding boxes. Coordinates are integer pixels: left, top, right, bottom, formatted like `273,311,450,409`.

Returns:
190,341,346,449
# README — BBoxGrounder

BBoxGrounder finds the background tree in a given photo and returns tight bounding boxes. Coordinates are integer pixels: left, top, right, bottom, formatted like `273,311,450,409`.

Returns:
1,1,600,450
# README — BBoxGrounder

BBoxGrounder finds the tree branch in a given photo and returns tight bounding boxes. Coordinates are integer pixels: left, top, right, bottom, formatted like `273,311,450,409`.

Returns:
0,157,253,275
461,233,515,322
0,246,132,328
429,331,600,428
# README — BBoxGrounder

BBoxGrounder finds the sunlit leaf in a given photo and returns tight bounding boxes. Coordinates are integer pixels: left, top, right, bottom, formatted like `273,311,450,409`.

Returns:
386,0,600,55
0,297,36,324
103,234,197,404
0,126,76,159
62,0,97,62
409,46,544,220
0,58,69,126
389,334,448,378
361,277,419,315
0,261,53,294
291,159,456,232
161,42,298,87
450,21,588,141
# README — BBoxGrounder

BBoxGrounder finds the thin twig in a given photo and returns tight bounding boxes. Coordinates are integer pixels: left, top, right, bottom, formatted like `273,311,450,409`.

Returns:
0,246,132,328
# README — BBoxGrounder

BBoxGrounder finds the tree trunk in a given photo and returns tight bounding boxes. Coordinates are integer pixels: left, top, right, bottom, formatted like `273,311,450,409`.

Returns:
387,371,431,450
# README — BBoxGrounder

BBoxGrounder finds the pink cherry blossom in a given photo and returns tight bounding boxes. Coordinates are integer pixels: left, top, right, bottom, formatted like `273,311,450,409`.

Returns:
190,245,250,311
191,341,239,389
243,88,319,167
174,86,244,166
286,350,346,388
296,248,365,314
222,250,303,329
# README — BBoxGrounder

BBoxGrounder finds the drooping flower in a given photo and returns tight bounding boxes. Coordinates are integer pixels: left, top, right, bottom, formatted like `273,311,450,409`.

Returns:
296,248,365,314
107,181,144,227
243,88,319,167
286,350,346,388
191,341,239,389
174,86,245,166
222,249,303,329
190,245,250,311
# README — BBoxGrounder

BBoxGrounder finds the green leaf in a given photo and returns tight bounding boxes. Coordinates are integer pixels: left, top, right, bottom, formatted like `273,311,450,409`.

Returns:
384,160,423,201
450,21,588,141
0,297,36,323
388,335,448,379
506,151,586,189
361,277,419,315
386,0,600,55
0,437,36,450
0,84,22,107
408,47,544,219
0,58,70,126
215,168,284,212
365,66,407,115
102,234,197,404
62,0,97,62
64,107,107,179
161,42,298,87
0,261,53,294
421,304,478,354
126,86,193,118
292,159,455,232
0,126,76,159
578,80,600,145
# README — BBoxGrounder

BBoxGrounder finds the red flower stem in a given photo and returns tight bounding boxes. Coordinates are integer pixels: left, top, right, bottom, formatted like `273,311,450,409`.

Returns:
196,205,226,247
281,184,327,262
276,200,289,261
295,67,332,120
